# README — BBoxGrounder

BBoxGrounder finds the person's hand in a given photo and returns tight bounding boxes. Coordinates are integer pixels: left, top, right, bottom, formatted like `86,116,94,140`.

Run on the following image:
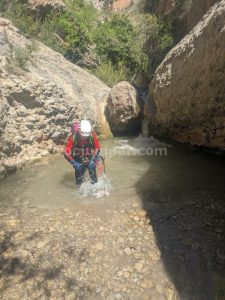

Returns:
88,157,96,170
71,160,83,171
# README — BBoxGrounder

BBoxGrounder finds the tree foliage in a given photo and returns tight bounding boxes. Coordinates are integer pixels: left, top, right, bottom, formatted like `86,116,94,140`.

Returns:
0,0,174,85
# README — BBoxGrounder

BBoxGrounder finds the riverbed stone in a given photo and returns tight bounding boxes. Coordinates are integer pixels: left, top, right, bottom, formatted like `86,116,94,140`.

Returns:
134,262,144,273
15,249,29,258
123,271,130,278
37,241,47,248
7,219,17,227
0,182,223,299
124,247,132,255
4,161,17,174
94,242,104,251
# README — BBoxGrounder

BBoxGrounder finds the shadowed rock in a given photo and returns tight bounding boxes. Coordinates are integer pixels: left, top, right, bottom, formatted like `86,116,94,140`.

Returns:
145,0,225,151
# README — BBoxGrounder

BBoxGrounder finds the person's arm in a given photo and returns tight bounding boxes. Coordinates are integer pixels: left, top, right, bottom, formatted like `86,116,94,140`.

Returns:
64,134,74,162
92,131,100,156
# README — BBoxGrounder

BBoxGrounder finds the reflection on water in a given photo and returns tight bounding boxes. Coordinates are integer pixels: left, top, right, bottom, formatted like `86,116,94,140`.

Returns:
0,136,225,209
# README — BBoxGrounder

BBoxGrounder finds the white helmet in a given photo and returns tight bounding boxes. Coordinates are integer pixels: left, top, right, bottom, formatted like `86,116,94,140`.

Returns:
79,120,92,137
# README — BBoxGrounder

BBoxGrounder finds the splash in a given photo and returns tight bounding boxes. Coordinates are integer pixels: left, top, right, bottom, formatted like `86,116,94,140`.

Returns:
114,144,137,152
113,136,170,154
74,174,113,199
133,135,171,148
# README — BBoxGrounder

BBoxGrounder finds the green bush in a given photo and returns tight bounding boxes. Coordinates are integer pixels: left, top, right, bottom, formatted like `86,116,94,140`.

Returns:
13,46,32,70
134,13,174,79
175,0,186,10
8,41,37,71
50,4,148,81
91,62,130,87
92,14,147,74
52,0,98,61
0,0,174,85
38,20,64,54
1,0,40,37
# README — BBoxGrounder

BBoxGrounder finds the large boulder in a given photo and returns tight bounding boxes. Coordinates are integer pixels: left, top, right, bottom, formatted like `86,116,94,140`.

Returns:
0,18,112,178
144,1,225,150
107,81,141,134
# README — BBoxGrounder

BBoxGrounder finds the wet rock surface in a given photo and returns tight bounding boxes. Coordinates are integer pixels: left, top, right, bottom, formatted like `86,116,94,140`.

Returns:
0,188,224,300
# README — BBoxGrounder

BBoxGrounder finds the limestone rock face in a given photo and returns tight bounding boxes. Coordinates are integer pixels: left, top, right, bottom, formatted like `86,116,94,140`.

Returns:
84,0,146,12
86,0,217,38
145,1,225,150
111,0,134,11
153,0,176,16
153,0,218,39
0,18,112,179
29,0,65,18
107,81,141,133
29,0,64,7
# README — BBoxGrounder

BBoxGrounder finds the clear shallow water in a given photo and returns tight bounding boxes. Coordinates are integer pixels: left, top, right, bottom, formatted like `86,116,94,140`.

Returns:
0,136,225,209
0,136,224,300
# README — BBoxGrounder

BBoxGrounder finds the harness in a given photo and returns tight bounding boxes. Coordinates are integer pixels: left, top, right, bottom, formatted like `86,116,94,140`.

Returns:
72,132,95,160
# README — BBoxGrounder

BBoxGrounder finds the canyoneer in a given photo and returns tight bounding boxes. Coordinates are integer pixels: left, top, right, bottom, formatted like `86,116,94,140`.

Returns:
64,120,101,186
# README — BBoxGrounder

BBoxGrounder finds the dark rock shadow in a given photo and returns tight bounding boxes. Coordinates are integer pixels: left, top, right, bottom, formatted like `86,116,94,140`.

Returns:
44,265,63,280
135,147,225,300
0,227,40,282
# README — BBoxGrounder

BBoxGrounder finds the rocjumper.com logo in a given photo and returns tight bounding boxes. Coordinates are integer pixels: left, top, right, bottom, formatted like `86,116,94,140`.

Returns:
99,146,168,158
